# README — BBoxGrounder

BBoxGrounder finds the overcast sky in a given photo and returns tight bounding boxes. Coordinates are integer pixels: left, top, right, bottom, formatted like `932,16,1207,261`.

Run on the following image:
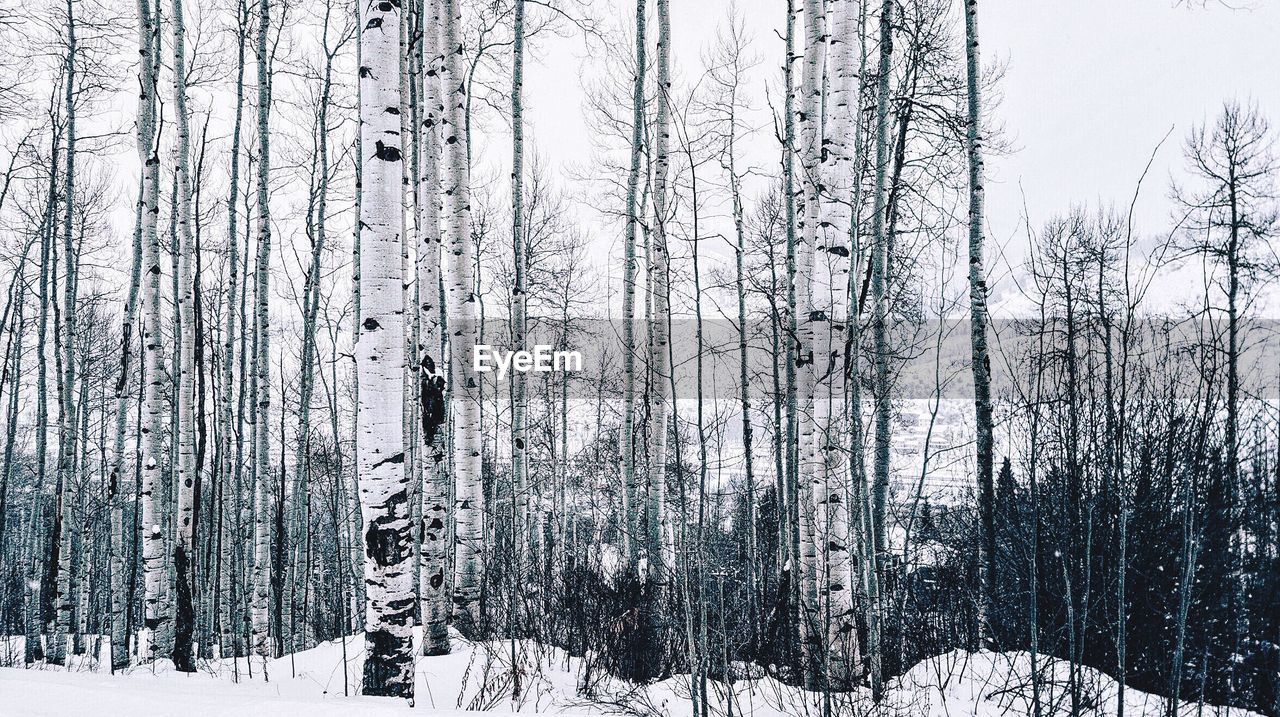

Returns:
510,0,1280,310
13,0,1276,319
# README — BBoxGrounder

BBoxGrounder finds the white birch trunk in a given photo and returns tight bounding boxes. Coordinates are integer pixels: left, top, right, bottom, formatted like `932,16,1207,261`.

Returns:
510,0,530,604
819,0,860,688
50,0,79,667
620,0,647,573
217,0,248,659
418,0,450,658
136,0,166,664
865,0,896,700
356,0,414,698
965,0,997,648
288,0,337,658
648,0,674,580
109,72,146,671
250,0,273,665
795,0,825,687
779,0,802,673
397,5,419,639
443,0,483,640
1,270,27,660
171,0,198,672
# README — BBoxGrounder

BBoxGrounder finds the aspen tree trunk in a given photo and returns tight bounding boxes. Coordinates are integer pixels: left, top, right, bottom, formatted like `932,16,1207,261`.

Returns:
2,265,27,660
418,0,451,658
510,0,529,603
443,0,484,640
766,251,787,585
109,94,147,673
727,91,757,656
845,0,870,670
629,0,673,682
290,0,336,657
794,0,825,688
136,0,165,664
218,0,248,659
964,0,997,649
620,0,646,572
250,0,273,665
819,0,859,688
865,0,895,700
35,155,55,666
649,0,673,581
158,88,177,664
24,464,48,664
74,383,91,656
50,0,79,667
0,265,26,580
356,0,414,698
397,3,419,641
234,174,253,658
689,156,711,714
192,122,214,660
349,1,367,633
0,268,21,551
779,0,804,674
171,0,199,673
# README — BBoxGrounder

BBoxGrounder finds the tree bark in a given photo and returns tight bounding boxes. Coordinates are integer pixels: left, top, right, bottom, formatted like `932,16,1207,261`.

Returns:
964,0,997,649
355,0,414,698
170,0,199,672
135,0,165,663
50,0,79,667
418,0,450,658
620,0,646,573
795,0,826,688
217,0,249,660
648,0,673,582
819,0,860,688
108,38,148,668
250,0,274,666
510,0,530,604
443,0,483,641
865,0,895,700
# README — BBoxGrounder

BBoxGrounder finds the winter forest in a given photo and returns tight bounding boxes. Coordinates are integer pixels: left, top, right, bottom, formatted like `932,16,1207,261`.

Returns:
0,0,1277,713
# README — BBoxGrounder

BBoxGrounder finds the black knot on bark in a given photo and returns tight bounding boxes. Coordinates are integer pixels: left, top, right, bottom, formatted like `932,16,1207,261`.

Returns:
370,452,405,471
374,140,402,162
365,516,409,567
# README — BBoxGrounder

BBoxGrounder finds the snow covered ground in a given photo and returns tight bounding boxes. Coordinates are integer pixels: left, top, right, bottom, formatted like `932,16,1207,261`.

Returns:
0,630,1262,716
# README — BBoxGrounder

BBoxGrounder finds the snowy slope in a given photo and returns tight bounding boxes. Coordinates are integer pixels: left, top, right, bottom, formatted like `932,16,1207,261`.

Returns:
0,632,1262,716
